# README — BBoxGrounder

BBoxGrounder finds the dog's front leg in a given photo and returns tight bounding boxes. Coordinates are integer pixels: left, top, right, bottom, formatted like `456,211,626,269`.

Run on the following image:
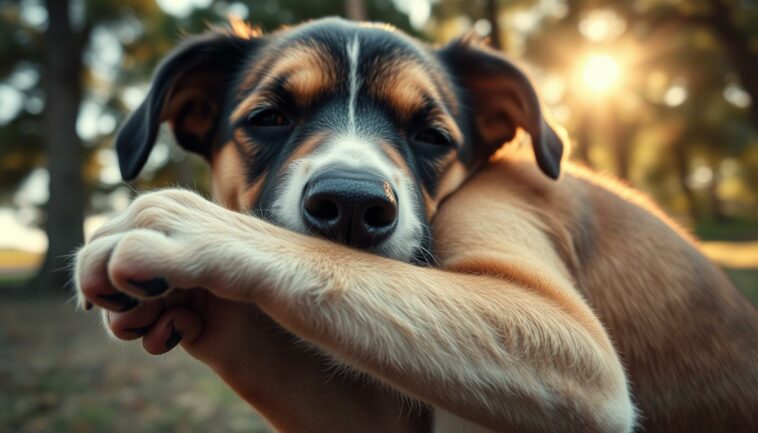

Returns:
76,188,634,433
75,189,429,433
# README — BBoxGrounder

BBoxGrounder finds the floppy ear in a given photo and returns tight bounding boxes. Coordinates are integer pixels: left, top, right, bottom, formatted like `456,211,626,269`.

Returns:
116,30,261,181
438,38,564,179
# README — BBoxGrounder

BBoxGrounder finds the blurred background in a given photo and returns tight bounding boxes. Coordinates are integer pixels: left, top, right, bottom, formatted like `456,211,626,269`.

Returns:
0,0,756,432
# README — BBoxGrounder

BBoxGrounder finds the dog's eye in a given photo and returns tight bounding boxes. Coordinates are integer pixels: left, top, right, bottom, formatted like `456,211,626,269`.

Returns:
246,109,290,127
414,129,451,147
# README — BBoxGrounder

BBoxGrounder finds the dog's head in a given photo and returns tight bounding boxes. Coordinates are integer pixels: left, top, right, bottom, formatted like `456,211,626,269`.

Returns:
116,18,564,263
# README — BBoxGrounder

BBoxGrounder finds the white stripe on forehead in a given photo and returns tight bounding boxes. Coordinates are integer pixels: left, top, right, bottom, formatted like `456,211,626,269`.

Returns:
347,35,360,133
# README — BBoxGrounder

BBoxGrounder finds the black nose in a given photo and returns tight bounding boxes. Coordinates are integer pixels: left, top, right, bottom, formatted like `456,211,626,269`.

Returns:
302,169,398,248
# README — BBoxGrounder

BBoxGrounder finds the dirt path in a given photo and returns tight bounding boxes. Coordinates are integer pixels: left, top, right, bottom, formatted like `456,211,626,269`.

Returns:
0,296,272,433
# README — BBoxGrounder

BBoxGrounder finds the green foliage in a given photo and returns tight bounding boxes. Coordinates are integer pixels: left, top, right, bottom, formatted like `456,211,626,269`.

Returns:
513,0,758,222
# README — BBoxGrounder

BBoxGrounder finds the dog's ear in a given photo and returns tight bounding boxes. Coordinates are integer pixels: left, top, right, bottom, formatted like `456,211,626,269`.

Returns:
116,29,262,181
438,37,564,179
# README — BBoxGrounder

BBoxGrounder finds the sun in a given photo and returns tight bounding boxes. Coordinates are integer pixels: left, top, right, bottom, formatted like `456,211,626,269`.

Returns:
582,54,621,93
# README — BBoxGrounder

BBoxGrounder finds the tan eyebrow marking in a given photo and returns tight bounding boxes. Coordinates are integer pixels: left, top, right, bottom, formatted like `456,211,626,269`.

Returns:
233,43,336,124
370,57,463,143
372,59,438,119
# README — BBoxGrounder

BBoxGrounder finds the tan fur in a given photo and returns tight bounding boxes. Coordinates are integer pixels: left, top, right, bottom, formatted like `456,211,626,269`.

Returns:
372,59,436,119
227,16,261,40
76,21,758,433
162,76,223,145
369,58,461,141
197,150,758,432
418,156,467,218
76,180,633,432
420,186,436,218
434,157,467,201
211,142,263,212
433,156,758,432
76,151,758,432
236,43,336,110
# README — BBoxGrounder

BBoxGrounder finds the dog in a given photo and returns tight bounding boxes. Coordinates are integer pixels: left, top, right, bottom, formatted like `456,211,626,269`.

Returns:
74,18,758,432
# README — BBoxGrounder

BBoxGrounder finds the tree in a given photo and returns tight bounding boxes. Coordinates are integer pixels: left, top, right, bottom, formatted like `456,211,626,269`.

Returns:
32,0,86,292
345,0,367,21
646,0,758,123
429,0,757,222
484,0,503,50
0,0,416,291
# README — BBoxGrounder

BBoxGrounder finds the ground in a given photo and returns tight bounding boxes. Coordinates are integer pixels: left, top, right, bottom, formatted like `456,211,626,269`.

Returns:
0,296,272,433
1,241,756,433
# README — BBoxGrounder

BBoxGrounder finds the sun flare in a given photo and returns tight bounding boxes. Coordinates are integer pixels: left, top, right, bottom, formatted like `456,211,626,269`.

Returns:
581,54,620,93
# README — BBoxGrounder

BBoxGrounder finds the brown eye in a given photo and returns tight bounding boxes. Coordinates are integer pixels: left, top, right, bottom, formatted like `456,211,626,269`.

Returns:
414,128,451,147
247,109,290,127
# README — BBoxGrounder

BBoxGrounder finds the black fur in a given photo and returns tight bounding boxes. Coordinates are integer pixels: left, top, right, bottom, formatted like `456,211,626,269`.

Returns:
114,18,564,262
438,39,564,179
116,32,261,180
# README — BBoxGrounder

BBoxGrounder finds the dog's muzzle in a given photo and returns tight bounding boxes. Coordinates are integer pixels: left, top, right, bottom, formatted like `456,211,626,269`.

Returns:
302,168,398,249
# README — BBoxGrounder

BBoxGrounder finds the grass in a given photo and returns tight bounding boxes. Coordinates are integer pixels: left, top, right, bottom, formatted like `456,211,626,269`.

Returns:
695,219,758,241
700,241,758,269
725,268,758,305
0,296,272,433
0,249,42,269
0,249,41,287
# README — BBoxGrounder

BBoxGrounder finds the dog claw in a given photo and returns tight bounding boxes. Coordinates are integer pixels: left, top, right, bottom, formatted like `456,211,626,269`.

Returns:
96,292,139,312
128,277,170,296
124,325,151,336
165,319,182,350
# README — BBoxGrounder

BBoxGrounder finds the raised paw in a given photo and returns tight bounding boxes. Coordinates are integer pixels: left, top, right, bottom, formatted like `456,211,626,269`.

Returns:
75,228,195,311
73,188,275,355
104,301,203,355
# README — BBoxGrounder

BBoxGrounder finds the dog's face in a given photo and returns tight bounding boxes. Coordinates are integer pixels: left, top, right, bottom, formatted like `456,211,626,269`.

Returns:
116,18,563,263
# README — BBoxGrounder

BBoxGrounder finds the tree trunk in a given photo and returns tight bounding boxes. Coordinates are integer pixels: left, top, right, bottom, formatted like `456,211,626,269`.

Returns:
345,0,366,21
707,160,726,222
613,121,633,182
672,139,699,221
485,0,504,51
32,0,86,292
574,106,593,166
705,0,758,123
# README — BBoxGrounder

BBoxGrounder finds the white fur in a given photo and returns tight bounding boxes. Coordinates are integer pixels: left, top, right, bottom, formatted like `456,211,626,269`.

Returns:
74,188,634,432
268,34,423,261
271,133,423,261
347,35,360,133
